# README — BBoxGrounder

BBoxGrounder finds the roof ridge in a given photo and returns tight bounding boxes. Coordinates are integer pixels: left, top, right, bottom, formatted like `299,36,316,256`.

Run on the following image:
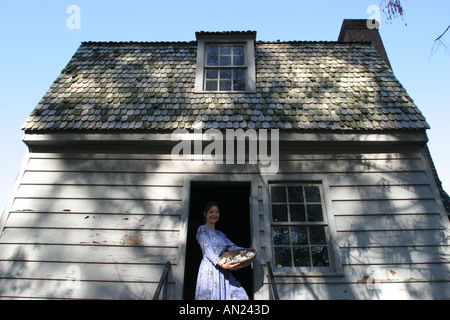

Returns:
79,40,372,46
81,40,197,45
256,40,372,44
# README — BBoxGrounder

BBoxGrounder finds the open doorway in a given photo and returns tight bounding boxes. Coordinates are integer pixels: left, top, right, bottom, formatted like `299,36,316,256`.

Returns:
183,182,252,300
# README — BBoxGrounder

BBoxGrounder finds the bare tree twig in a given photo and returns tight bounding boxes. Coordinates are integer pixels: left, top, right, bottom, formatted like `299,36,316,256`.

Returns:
435,25,450,41
430,25,450,58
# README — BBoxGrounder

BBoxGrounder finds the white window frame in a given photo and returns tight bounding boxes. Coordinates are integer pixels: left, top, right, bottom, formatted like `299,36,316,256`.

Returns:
264,178,343,276
195,33,256,93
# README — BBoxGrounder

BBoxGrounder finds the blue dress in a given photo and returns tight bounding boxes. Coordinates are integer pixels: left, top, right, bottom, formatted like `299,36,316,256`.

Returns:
195,225,249,300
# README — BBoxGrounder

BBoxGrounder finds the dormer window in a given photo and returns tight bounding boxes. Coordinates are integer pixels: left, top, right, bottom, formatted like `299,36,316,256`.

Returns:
195,31,256,93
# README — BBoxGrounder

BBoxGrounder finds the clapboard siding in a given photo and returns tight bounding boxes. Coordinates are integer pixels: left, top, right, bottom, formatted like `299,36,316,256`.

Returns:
0,244,178,264
269,281,450,300
332,160,449,275
340,246,450,265
0,261,176,299
1,147,449,300
330,185,435,201
332,199,439,215
11,198,182,214
0,278,170,300
334,214,444,231
326,171,430,186
1,152,184,299
25,157,425,174
336,229,449,247
0,228,179,247
6,212,180,230
263,147,450,299
0,261,168,282
21,171,185,186
16,185,182,200
265,263,450,284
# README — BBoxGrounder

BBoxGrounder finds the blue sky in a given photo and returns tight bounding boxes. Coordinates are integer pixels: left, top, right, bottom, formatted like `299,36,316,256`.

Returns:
1,0,449,212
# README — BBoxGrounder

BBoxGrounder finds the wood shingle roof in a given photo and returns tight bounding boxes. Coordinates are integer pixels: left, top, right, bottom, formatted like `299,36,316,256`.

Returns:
22,40,429,132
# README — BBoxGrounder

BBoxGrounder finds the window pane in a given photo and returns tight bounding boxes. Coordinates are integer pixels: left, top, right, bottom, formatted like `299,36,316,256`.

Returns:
271,186,286,202
273,226,290,245
305,186,321,202
206,55,218,66
220,69,232,79
207,46,219,55
274,247,291,267
233,45,244,55
233,80,245,91
233,55,245,65
290,226,308,245
272,205,288,222
219,56,231,66
219,80,231,91
220,46,231,55
206,45,219,66
293,247,310,267
309,226,327,245
205,69,218,79
288,186,304,202
233,69,245,80
289,204,306,222
205,80,218,91
307,204,323,222
311,247,330,267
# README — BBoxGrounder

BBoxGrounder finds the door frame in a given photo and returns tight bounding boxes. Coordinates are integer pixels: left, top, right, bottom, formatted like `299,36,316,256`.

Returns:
174,174,262,300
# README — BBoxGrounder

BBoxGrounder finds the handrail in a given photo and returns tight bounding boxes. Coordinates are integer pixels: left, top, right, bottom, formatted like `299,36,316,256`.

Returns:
266,261,280,300
153,261,171,300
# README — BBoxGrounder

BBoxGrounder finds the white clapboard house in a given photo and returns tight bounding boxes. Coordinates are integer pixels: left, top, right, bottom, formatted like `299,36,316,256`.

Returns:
1,20,449,299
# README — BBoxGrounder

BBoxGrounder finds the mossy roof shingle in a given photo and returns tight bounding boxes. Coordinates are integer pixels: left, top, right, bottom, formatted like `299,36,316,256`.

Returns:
22,40,429,132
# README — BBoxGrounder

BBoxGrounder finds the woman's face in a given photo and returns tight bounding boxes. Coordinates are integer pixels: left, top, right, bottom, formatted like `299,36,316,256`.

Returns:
204,205,220,224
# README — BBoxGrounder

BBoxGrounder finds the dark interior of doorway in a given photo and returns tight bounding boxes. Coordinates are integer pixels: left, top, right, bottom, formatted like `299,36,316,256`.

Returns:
183,182,252,300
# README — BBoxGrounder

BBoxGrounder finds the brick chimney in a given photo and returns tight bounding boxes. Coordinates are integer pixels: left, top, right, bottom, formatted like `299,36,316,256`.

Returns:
338,19,392,70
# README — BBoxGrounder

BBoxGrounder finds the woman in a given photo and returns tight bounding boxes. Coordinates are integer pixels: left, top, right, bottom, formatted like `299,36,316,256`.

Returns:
195,201,249,300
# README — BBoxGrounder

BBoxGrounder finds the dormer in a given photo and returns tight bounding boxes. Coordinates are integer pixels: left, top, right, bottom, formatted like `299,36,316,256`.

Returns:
194,31,257,93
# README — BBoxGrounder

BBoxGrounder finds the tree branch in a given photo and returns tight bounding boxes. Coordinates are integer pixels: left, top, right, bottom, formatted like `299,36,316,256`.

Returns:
435,25,450,41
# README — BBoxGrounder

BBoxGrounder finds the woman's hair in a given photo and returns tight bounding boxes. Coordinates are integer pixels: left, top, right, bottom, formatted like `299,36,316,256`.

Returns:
203,201,220,214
